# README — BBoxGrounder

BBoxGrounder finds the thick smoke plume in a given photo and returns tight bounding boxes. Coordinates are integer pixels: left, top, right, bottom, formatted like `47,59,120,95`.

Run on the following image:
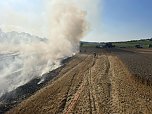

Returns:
0,1,88,96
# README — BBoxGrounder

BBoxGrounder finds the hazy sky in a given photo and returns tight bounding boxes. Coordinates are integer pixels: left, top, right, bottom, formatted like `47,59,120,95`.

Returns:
0,0,152,42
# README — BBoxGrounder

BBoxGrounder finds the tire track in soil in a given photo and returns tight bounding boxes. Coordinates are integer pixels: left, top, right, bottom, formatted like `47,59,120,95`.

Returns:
56,55,94,114
46,55,92,113
63,56,97,114
84,58,97,114
89,55,112,114
88,57,99,114
64,80,84,114
66,55,113,114
63,56,95,114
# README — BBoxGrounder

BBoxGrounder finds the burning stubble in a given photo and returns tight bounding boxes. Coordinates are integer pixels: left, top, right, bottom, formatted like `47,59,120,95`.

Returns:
0,1,88,96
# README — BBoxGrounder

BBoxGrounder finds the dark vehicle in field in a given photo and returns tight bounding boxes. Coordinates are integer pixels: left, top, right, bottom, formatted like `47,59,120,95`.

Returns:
96,45,102,48
103,43,115,48
135,44,143,48
96,43,115,48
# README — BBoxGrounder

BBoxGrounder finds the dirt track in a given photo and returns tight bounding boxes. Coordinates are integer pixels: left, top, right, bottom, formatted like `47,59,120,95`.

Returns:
6,53,152,114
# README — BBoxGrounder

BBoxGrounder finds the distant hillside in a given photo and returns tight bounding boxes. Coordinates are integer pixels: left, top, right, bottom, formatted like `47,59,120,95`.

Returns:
113,38,152,48
81,38,152,48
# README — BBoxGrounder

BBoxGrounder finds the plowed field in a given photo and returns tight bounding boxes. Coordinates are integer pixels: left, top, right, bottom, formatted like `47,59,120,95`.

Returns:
5,48,152,114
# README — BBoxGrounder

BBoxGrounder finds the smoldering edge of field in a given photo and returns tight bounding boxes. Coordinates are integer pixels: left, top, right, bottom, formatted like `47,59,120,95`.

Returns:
0,57,72,114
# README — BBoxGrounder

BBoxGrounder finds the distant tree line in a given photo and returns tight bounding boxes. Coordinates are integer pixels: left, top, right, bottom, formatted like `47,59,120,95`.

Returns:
127,38,152,42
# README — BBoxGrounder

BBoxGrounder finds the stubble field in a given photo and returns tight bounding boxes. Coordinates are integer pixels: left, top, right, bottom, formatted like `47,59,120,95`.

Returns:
3,47,152,114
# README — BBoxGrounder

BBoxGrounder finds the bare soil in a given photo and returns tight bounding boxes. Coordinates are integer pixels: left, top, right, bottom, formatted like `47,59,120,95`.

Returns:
5,48,152,114
112,48,152,86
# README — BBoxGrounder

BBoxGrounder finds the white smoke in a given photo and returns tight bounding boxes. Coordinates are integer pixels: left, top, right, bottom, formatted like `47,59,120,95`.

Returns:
0,0,88,96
